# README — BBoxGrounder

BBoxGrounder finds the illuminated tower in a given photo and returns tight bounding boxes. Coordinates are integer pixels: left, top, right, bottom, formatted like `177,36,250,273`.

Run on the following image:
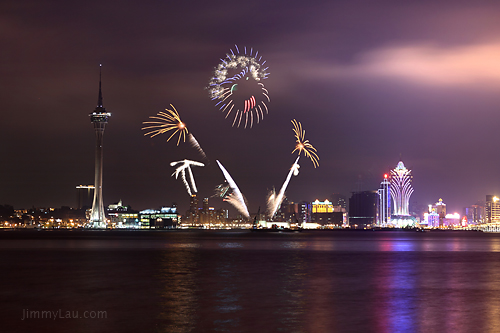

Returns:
377,174,391,226
389,160,413,216
89,65,111,228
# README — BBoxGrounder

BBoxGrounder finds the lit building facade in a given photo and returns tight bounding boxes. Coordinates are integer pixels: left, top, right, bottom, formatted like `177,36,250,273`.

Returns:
377,174,391,226
428,199,446,227
423,211,440,228
140,206,179,229
443,213,461,228
298,201,310,224
486,195,500,224
465,204,485,225
310,199,345,227
106,201,138,229
389,160,416,227
390,160,413,216
88,65,111,228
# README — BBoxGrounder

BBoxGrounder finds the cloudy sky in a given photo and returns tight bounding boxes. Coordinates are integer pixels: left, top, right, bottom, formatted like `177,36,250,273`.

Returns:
2,0,500,215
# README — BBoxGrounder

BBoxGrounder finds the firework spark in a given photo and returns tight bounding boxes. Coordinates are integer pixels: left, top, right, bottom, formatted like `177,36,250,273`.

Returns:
142,104,188,146
208,45,270,128
170,159,204,196
213,183,230,198
216,160,250,219
291,119,319,168
267,156,300,218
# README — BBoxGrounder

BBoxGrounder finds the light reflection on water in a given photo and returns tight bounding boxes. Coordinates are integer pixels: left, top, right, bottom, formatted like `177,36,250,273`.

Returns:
157,248,199,333
4,230,500,332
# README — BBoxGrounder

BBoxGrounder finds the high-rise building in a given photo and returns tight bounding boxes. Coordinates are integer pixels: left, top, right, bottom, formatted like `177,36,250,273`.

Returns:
465,204,485,225
429,198,446,226
331,193,347,209
89,65,111,228
298,201,310,224
185,194,199,225
349,191,378,228
390,160,413,216
377,174,391,226
486,195,500,224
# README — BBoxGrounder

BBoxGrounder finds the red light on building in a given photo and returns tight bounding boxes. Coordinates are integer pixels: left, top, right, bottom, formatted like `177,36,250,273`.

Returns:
384,174,388,179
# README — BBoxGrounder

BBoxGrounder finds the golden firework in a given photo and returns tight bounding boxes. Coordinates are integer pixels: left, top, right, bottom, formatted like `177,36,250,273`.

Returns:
291,119,319,168
142,104,188,146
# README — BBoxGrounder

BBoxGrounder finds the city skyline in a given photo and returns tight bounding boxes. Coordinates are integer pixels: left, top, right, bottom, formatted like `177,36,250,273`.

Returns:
2,1,500,215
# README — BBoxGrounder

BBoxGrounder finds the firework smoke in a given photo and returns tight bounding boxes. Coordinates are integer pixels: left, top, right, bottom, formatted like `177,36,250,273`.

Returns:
267,156,300,219
216,160,250,219
188,133,208,161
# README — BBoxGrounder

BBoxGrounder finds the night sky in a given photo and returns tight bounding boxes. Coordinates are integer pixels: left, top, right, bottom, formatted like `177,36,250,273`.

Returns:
2,0,500,215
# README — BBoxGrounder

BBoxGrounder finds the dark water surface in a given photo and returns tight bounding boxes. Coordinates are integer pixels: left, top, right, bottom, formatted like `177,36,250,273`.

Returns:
1,229,500,332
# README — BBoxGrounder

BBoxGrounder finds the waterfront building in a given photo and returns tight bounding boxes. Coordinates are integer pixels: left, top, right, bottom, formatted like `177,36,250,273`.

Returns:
486,195,500,224
429,199,446,227
140,206,179,229
377,174,391,226
423,211,439,228
443,213,461,228
464,204,485,225
107,200,139,228
348,191,378,228
88,65,111,228
310,199,345,227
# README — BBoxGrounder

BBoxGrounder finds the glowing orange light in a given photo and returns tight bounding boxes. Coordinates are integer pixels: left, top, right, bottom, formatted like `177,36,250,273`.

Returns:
384,174,388,179
142,104,189,146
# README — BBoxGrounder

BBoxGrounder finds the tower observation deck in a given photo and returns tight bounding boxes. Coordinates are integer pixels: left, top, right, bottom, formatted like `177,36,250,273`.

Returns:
88,64,111,228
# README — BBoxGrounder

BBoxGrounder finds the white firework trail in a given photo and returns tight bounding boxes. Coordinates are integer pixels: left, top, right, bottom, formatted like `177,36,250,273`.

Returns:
224,193,250,219
268,156,300,219
216,160,250,219
170,159,205,196
188,133,208,161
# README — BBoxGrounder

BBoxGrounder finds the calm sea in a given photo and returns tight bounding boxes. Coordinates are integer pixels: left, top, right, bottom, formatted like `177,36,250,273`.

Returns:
1,229,500,332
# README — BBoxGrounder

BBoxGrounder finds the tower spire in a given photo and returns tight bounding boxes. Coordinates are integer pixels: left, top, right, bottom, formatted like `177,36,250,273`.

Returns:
97,64,103,107
88,64,111,229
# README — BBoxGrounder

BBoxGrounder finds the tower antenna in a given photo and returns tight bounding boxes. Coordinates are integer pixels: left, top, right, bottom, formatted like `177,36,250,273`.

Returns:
97,64,103,107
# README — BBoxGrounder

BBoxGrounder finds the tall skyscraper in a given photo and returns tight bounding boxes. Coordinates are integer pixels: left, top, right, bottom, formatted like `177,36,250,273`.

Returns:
88,65,111,228
390,160,413,216
185,194,199,225
377,174,391,226
389,159,416,227
349,191,378,228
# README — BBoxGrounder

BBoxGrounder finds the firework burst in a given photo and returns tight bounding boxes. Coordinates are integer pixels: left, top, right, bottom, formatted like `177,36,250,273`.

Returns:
291,119,319,168
208,45,270,128
142,104,188,146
